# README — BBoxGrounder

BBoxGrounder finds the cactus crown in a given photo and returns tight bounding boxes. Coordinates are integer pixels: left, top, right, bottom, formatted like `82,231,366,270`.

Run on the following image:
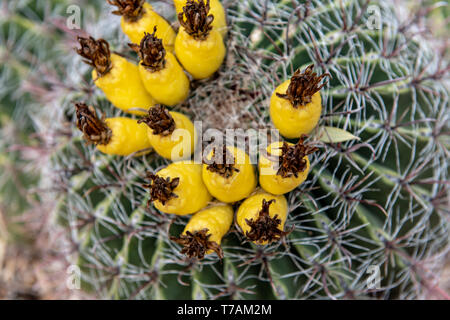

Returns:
205,146,240,178
107,0,145,22
171,229,223,260
138,105,175,136
143,173,179,206
76,36,112,77
75,103,112,145
271,136,318,178
129,27,166,72
276,65,330,108
245,199,289,244
178,0,214,40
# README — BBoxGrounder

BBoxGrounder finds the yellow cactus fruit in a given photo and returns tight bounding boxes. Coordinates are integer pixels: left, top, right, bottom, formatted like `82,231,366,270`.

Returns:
144,161,212,215
202,145,256,203
174,0,227,37
170,203,233,259
259,137,317,195
76,36,155,116
107,1,176,51
129,28,190,106
270,64,330,138
138,105,196,160
175,0,226,79
75,103,151,156
236,192,289,245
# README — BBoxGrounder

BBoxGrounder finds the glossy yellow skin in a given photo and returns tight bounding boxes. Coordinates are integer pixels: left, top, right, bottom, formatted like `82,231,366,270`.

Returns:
121,3,176,51
174,0,227,38
138,52,190,106
183,204,233,253
175,28,226,79
96,118,152,156
153,161,212,215
270,80,322,138
236,192,288,245
146,110,196,161
259,141,310,195
93,54,155,116
202,146,256,203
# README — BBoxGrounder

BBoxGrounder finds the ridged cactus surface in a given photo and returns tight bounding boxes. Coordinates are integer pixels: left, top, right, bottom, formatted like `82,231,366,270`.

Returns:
4,0,448,299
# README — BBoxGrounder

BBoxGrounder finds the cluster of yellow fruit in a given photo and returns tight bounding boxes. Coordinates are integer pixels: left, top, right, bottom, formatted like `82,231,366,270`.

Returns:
74,0,329,260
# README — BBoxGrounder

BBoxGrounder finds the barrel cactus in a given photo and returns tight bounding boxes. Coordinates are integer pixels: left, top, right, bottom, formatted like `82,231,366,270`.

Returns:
8,0,448,299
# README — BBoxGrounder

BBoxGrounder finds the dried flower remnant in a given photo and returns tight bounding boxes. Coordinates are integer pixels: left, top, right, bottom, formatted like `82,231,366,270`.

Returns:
205,146,240,178
245,199,289,244
143,172,180,206
76,37,112,77
129,27,166,72
138,105,176,136
107,0,145,22
178,0,214,40
277,64,330,108
272,136,318,178
75,103,112,145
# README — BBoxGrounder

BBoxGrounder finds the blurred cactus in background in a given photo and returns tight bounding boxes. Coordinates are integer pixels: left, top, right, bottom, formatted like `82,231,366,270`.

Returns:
0,0,449,299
